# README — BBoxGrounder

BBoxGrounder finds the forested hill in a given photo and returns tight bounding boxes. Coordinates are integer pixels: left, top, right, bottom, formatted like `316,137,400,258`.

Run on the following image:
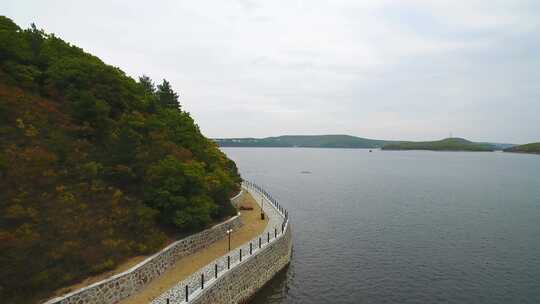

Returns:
216,135,395,148
504,143,540,154
0,16,241,304
382,138,495,151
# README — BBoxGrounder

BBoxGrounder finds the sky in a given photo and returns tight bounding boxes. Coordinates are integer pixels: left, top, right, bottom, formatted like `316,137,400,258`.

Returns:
3,0,540,143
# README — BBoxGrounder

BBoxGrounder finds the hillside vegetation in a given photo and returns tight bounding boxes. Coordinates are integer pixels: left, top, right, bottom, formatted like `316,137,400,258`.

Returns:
504,143,540,154
0,16,240,303
382,138,494,151
216,135,394,148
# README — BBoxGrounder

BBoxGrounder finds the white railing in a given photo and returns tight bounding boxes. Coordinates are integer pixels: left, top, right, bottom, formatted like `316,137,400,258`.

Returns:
152,180,290,304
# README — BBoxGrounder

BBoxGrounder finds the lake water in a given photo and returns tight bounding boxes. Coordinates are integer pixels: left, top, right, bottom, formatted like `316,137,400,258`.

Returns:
221,148,540,304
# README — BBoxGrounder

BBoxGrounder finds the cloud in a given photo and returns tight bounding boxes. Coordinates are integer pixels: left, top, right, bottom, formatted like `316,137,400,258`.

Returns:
2,0,539,143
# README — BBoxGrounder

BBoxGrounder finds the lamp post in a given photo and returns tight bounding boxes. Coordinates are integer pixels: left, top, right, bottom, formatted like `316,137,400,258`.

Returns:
226,229,232,252
260,190,265,220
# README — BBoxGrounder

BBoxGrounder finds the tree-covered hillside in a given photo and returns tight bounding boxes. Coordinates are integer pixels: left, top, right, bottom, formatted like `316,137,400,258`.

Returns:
504,143,540,154
216,135,394,148
382,138,494,151
0,16,240,303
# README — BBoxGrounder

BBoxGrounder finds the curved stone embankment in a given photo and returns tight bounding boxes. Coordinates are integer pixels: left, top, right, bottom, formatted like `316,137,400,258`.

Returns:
151,181,292,304
44,191,245,304
191,218,292,304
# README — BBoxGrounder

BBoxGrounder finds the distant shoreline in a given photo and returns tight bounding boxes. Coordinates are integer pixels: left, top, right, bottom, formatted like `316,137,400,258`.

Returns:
215,135,514,151
503,143,540,155
221,146,540,156
221,146,379,149
503,150,540,156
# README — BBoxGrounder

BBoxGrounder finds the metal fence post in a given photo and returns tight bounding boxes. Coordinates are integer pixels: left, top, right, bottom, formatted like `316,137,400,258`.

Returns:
267,232,270,242
215,264,218,278
240,248,242,262
227,255,230,269
185,285,188,302
250,242,253,255
201,273,204,289
259,237,261,248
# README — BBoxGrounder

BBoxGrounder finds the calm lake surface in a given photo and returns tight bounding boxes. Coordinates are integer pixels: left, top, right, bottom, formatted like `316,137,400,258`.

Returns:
222,148,540,304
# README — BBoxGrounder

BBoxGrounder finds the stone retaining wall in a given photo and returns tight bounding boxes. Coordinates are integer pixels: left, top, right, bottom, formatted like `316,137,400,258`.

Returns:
191,223,292,304
151,182,292,304
44,191,245,304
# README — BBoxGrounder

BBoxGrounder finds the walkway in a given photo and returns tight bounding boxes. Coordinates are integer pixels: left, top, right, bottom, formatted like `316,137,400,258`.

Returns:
150,182,289,303
118,191,268,304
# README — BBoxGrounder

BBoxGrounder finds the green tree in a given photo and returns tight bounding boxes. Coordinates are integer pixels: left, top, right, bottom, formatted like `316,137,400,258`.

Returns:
156,79,180,109
0,17,240,303
139,75,155,94
0,16,20,31
144,156,217,229
138,75,158,112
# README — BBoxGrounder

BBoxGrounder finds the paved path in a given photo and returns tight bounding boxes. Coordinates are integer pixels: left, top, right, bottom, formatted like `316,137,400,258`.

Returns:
150,182,288,303
117,190,268,304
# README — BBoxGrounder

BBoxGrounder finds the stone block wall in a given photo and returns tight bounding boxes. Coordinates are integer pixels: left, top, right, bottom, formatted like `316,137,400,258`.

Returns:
191,224,292,304
149,183,292,304
230,188,244,208
44,191,244,304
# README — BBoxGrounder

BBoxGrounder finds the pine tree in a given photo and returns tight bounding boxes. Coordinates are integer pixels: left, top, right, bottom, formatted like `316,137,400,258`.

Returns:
156,79,180,109
138,75,158,112
138,75,155,94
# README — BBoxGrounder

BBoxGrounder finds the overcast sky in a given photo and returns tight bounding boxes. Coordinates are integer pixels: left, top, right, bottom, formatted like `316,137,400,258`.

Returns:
4,0,540,143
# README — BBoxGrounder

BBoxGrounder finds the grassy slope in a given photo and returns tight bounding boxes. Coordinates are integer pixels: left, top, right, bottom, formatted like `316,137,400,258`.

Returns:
382,138,494,151
504,143,540,154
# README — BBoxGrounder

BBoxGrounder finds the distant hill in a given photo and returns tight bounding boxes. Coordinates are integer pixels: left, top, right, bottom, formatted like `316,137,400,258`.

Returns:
215,135,514,151
381,138,495,151
215,135,397,148
504,143,540,154
479,142,515,151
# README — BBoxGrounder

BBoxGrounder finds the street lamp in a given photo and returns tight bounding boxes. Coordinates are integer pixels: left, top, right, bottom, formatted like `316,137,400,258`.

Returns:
226,229,233,252
260,190,265,220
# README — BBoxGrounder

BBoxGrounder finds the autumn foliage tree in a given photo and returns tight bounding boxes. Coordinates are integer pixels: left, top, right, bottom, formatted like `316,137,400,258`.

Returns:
0,16,241,304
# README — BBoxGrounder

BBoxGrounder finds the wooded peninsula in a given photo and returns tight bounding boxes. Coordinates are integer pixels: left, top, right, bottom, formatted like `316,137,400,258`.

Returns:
0,16,241,303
